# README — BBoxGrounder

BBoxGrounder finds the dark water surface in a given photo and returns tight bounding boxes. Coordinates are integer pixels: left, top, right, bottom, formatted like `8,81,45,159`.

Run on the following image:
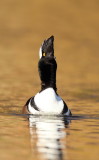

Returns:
0,0,99,160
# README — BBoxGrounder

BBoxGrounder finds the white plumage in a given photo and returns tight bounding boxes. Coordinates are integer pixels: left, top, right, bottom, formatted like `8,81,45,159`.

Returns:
28,88,71,115
39,46,42,59
35,88,64,114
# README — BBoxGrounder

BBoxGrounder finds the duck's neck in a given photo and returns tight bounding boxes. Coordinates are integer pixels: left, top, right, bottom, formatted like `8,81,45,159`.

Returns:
38,57,57,93
41,81,57,92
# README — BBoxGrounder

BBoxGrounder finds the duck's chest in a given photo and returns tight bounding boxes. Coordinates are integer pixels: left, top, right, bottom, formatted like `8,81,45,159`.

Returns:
34,88,64,113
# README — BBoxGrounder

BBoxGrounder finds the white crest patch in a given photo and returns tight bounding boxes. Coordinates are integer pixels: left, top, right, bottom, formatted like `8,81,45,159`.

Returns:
39,42,44,59
39,46,42,59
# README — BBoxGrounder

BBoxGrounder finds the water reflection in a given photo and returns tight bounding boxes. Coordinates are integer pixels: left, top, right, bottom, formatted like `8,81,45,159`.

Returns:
29,115,71,160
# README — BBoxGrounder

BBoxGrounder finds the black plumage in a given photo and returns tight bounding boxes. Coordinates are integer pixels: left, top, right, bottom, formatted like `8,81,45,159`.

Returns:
38,57,57,92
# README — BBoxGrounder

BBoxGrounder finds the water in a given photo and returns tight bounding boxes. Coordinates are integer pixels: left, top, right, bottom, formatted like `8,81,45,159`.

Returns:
0,0,99,160
0,114,99,160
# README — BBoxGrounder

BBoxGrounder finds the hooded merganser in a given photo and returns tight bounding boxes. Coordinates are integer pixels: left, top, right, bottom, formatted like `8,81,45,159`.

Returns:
23,36,72,115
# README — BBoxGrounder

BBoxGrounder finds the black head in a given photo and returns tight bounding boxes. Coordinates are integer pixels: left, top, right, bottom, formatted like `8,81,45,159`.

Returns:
39,36,54,59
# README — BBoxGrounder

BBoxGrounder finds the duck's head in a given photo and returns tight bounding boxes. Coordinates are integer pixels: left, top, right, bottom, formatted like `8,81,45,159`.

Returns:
39,36,54,59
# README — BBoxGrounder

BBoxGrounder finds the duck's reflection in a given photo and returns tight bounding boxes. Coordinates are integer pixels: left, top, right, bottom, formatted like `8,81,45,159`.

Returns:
29,115,70,160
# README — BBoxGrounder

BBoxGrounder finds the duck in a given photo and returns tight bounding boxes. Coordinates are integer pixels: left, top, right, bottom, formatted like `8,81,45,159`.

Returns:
23,36,72,116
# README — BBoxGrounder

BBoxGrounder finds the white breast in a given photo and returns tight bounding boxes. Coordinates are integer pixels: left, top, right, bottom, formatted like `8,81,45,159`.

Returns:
34,88,64,114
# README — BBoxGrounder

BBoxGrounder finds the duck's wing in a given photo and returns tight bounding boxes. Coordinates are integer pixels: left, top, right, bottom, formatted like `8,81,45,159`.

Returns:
22,97,32,114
